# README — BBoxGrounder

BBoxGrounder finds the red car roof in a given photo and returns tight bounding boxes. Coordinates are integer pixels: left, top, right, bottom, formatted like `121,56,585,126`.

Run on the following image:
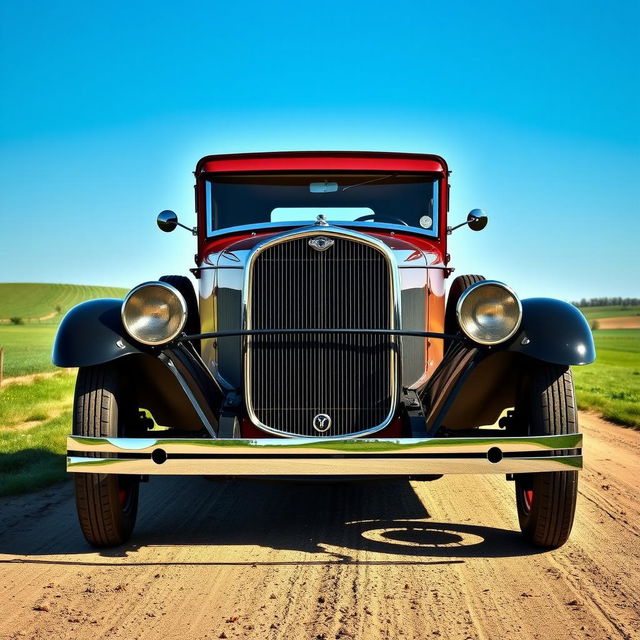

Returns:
196,151,448,175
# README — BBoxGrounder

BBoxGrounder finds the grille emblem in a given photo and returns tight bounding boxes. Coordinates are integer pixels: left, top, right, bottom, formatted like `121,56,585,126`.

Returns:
313,413,332,433
309,236,334,252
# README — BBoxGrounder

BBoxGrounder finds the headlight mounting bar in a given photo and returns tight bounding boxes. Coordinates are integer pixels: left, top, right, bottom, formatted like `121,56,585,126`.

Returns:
176,328,467,342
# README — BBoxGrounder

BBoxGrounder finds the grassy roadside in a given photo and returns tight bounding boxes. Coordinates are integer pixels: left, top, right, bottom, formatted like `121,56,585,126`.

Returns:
572,329,639,429
0,325,58,377
0,372,75,496
0,283,123,496
574,305,639,427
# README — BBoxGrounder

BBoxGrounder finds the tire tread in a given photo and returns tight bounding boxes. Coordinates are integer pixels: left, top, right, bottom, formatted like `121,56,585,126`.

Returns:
73,365,138,547
444,274,485,345
517,363,578,548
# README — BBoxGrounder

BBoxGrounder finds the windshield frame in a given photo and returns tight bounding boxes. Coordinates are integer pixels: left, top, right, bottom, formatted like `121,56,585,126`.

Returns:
202,171,443,240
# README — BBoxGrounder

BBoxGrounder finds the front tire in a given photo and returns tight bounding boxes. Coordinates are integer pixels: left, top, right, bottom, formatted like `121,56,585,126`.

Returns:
515,363,578,549
73,364,140,547
444,275,485,348
159,274,200,353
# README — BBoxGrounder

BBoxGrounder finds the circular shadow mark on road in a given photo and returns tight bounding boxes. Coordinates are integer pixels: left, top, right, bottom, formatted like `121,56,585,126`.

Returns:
349,520,542,558
379,528,465,546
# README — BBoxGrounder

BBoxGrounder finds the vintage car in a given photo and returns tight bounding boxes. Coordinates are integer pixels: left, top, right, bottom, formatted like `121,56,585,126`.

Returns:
53,151,595,549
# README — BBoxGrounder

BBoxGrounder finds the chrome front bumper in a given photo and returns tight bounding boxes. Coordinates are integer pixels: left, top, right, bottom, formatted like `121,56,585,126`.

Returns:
67,434,582,476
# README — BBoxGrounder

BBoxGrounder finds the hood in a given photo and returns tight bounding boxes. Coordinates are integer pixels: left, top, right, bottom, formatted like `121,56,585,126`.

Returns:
203,224,444,270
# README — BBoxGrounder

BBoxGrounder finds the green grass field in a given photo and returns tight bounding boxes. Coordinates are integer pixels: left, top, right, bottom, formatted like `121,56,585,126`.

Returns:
0,324,58,377
0,283,127,495
0,282,127,323
0,283,126,378
573,329,639,428
579,305,640,321
0,372,75,495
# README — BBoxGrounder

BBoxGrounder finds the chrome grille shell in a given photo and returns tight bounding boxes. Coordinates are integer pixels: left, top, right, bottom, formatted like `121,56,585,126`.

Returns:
243,226,400,439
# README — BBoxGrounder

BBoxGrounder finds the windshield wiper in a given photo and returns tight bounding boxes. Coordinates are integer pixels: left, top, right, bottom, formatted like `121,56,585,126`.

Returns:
341,175,396,192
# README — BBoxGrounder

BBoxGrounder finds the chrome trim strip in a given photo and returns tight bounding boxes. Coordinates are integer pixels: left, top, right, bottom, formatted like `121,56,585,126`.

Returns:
242,225,402,439
195,264,451,271
67,434,582,476
180,328,460,341
175,342,225,397
67,456,582,476
67,433,582,455
157,353,218,438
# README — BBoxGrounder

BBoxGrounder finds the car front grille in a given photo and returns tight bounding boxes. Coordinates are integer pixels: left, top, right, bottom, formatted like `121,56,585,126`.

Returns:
246,233,396,437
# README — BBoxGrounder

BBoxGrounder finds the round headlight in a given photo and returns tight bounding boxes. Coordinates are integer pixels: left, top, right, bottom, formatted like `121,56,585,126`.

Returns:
121,282,188,345
456,281,522,345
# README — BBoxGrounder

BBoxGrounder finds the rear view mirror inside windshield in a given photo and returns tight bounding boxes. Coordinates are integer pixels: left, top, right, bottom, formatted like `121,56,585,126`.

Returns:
310,181,338,193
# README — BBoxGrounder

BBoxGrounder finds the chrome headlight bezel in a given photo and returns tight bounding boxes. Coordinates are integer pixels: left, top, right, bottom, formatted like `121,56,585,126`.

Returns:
121,281,188,346
455,281,522,345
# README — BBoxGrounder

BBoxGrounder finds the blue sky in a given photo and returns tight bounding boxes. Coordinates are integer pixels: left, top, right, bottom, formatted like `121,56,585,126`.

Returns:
1,0,638,300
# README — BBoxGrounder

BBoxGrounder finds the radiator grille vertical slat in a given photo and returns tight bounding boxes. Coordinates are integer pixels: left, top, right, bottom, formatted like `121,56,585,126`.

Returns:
248,235,395,437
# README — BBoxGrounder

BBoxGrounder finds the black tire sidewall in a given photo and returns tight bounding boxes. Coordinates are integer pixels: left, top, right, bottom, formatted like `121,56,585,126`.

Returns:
73,364,139,546
515,362,578,548
159,275,200,351
444,274,486,336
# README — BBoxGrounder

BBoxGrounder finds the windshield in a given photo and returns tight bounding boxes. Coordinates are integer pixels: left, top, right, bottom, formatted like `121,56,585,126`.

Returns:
205,173,440,236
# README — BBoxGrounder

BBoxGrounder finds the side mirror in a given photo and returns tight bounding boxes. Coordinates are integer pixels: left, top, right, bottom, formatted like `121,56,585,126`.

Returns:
447,208,489,234
157,210,179,232
467,209,488,231
157,210,197,235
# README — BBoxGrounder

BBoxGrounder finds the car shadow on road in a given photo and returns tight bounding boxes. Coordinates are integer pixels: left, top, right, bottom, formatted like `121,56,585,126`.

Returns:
0,476,546,564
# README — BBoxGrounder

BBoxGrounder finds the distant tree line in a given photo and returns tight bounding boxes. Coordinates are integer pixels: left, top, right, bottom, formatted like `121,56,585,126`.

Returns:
572,297,639,308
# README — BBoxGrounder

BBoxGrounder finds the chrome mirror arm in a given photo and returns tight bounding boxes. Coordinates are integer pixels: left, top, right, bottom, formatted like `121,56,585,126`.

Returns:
157,210,197,235
447,209,488,234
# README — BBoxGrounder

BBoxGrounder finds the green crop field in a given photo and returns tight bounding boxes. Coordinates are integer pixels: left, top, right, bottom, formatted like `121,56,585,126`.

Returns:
0,325,58,377
0,283,127,378
0,282,127,324
573,329,639,428
578,305,640,321
0,371,75,495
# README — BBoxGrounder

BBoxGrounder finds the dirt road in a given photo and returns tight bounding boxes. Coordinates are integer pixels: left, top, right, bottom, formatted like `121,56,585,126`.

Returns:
594,317,640,330
1,413,638,640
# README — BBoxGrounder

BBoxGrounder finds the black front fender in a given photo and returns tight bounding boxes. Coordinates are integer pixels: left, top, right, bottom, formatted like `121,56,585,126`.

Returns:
52,298,144,367
509,298,595,366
